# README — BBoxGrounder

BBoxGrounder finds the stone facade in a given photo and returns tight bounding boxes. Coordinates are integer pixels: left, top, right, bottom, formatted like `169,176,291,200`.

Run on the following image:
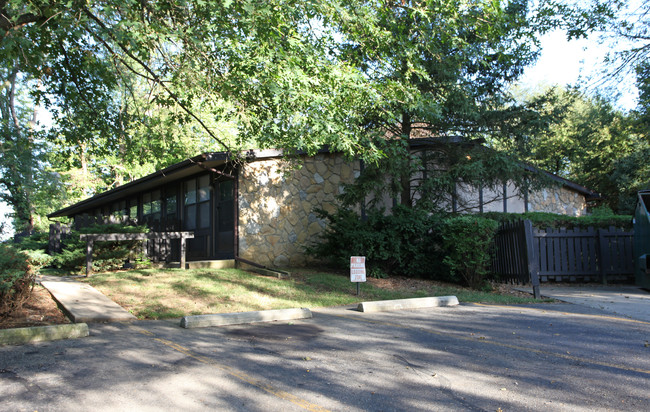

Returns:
238,153,360,267
238,153,587,267
528,186,587,216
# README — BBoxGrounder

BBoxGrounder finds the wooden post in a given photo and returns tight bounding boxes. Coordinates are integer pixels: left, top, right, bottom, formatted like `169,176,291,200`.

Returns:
48,222,61,255
598,228,608,285
180,234,187,270
86,239,94,277
524,220,541,299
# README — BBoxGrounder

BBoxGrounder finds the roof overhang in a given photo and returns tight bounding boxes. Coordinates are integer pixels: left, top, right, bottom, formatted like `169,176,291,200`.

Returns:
48,148,295,218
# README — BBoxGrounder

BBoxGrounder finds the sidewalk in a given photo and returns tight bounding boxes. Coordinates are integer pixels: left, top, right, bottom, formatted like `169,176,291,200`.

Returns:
527,285,650,322
39,275,137,323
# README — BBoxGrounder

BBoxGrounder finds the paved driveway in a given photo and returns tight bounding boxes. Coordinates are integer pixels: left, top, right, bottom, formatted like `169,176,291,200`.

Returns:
1,301,649,411
535,285,650,322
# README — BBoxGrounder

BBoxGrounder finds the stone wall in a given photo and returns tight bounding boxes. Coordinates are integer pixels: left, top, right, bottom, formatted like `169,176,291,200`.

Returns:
238,153,360,267
238,152,587,267
528,186,587,216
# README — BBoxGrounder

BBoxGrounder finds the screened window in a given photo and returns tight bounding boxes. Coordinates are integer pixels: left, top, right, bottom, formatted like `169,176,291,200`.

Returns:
111,200,127,220
143,190,162,223
165,192,177,219
184,175,211,230
129,200,138,221
197,175,211,229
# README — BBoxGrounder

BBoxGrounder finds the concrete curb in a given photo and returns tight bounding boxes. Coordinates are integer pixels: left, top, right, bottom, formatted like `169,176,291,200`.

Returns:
357,296,459,313
0,323,89,346
180,308,313,329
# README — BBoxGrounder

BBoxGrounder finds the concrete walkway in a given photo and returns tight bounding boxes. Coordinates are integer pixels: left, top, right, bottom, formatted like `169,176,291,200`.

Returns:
532,285,650,322
39,275,136,324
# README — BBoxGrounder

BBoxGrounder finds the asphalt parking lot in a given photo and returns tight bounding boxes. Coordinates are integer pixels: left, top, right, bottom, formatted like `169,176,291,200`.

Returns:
2,301,649,411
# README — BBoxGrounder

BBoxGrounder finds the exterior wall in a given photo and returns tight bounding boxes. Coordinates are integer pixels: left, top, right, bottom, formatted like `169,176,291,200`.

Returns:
238,153,361,267
456,182,587,216
528,185,587,216
455,182,526,213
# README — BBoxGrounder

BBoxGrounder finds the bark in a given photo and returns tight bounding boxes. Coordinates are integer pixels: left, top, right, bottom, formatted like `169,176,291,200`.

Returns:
400,111,413,207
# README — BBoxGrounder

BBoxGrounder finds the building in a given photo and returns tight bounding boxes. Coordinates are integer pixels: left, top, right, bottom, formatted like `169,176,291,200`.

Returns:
48,142,598,268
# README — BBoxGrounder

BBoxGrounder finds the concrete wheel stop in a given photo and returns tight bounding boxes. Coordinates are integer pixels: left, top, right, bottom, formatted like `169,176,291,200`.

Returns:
357,296,459,313
180,307,313,329
0,323,89,346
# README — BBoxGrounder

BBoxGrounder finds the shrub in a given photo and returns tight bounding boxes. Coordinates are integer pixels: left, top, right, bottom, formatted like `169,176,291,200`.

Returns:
14,231,49,251
479,208,632,230
0,244,36,319
23,249,54,268
441,216,499,289
307,205,445,278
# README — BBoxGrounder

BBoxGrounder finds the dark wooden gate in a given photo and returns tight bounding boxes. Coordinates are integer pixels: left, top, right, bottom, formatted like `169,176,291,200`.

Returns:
492,220,634,284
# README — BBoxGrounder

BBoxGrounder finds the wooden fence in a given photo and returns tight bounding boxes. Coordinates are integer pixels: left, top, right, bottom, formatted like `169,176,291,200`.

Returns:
492,220,634,284
48,222,71,254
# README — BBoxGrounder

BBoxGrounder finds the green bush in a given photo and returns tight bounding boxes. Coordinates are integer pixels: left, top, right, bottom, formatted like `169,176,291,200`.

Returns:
14,231,49,251
479,207,632,230
23,249,54,268
307,205,445,278
441,216,499,289
0,244,36,319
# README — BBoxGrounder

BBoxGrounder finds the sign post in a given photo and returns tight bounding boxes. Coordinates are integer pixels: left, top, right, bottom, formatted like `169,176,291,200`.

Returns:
350,256,366,296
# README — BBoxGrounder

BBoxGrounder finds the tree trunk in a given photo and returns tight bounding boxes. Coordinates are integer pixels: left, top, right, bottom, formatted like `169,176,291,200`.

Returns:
400,111,412,207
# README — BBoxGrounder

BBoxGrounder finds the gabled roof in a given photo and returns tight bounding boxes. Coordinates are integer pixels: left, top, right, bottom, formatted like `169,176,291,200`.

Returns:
48,140,598,218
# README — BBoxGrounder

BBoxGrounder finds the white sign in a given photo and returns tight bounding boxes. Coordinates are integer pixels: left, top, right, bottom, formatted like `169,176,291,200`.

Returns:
350,256,366,283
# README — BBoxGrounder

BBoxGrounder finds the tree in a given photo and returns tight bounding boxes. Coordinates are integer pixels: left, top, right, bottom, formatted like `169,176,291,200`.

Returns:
0,0,375,229
1,0,374,155
1,0,610,227
0,66,59,232
509,86,646,213
326,0,557,210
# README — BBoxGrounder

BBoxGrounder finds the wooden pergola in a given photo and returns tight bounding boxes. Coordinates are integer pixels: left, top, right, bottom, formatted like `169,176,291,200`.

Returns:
79,231,195,276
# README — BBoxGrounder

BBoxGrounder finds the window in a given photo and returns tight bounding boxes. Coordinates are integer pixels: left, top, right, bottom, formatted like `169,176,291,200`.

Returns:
111,200,127,220
165,192,177,220
198,175,211,228
183,175,211,230
143,190,162,223
129,200,138,222
184,180,197,230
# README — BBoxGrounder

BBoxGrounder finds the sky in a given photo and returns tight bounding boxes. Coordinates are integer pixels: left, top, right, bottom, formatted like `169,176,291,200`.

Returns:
517,30,639,110
0,22,642,241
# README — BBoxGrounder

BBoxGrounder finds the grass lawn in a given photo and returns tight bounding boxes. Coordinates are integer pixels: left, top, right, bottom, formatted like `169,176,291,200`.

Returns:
75,268,548,320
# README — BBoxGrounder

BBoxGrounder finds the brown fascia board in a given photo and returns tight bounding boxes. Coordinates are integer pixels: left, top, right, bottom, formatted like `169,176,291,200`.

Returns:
522,164,600,200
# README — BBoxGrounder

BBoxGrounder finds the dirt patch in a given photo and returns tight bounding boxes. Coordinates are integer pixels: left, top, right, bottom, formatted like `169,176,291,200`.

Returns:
0,285,71,330
489,281,536,299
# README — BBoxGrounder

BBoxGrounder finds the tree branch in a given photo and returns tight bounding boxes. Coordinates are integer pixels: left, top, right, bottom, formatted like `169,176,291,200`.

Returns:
0,6,46,33
81,7,232,154
7,67,21,136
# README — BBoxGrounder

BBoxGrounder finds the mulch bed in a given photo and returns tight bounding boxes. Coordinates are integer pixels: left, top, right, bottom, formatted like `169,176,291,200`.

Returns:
0,285,71,330
367,276,535,299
